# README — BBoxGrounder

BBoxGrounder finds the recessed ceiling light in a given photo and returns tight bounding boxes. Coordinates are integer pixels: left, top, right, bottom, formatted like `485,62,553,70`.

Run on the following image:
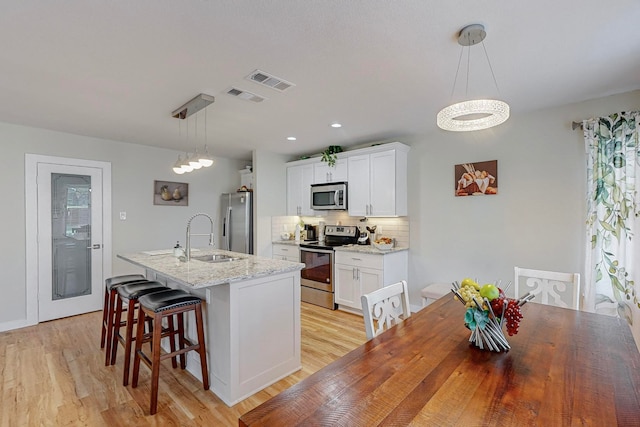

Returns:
330,123,342,128
287,136,297,141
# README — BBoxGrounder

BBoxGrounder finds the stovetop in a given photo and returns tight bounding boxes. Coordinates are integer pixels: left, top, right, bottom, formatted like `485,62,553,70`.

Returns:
300,241,348,250
300,225,359,250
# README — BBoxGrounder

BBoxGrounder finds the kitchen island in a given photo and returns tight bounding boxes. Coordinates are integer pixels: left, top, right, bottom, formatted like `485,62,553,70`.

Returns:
117,249,304,406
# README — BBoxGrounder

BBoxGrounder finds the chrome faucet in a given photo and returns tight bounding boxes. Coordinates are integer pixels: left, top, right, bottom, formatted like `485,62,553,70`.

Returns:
186,213,214,261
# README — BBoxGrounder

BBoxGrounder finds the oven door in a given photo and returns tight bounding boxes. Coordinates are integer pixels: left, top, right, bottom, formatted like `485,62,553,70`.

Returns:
300,248,333,292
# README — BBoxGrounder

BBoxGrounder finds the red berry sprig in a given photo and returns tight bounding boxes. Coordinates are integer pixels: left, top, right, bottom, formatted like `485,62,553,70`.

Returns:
504,299,523,336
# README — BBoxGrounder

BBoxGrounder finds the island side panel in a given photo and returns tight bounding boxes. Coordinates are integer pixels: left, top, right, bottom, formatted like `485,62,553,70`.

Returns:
233,271,301,398
208,270,302,406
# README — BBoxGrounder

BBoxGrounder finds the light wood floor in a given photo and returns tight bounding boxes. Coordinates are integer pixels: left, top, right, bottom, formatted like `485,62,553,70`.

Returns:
0,303,366,426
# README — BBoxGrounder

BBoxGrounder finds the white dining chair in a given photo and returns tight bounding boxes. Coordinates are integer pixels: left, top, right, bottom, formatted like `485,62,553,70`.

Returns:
420,283,451,306
514,267,581,310
361,280,411,340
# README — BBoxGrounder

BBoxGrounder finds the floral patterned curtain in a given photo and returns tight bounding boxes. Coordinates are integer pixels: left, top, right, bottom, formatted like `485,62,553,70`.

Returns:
583,111,639,323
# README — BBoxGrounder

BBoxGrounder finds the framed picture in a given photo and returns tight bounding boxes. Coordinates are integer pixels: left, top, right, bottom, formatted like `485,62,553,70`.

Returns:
153,180,189,206
455,160,498,197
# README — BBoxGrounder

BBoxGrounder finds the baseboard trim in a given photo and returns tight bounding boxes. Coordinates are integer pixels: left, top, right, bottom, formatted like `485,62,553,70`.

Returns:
0,318,35,333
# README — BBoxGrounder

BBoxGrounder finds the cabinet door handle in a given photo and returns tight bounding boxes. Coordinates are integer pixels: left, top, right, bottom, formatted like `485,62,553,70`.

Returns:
356,268,360,280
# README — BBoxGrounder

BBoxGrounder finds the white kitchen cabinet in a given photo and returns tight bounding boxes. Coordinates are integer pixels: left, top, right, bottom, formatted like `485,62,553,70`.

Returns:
347,146,408,217
286,163,314,216
313,158,347,183
285,142,409,217
334,250,408,312
346,154,370,217
272,243,299,262
335,263,382,309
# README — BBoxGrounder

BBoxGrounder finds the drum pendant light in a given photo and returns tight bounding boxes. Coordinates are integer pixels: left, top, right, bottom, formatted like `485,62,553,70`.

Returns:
437,24,509,132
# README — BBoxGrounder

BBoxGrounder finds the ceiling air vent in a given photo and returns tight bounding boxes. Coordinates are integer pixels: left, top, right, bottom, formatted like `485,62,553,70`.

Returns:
246,69,295,92
225,87,266,103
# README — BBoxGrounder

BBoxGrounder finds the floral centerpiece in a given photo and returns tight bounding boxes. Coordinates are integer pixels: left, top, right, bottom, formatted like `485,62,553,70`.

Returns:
451,278,535,352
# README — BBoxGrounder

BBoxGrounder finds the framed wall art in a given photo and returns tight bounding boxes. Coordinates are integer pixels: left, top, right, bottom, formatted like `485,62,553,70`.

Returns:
153,180,189,206
455,160,498,197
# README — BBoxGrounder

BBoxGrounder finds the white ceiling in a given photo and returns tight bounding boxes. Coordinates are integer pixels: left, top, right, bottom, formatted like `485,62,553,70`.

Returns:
1,1,639,160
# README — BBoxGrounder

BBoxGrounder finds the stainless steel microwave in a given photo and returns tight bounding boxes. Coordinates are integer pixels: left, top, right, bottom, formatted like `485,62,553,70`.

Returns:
310,182,347,210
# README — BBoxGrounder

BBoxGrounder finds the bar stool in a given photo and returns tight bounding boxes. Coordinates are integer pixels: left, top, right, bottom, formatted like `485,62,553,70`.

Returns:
101,274,146,365
110,280,170,386
132,289,209,415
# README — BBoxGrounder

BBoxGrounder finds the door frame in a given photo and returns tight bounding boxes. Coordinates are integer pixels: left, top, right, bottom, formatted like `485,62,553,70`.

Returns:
25,154,112,325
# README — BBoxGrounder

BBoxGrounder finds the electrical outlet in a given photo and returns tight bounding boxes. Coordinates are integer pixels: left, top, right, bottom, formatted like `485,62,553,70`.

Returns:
119,211,126,220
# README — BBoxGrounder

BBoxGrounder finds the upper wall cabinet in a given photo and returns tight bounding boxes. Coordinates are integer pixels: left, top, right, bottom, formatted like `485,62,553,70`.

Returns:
286,163,314,216
286,142,409,217
314,159,347,184
348,144,408,217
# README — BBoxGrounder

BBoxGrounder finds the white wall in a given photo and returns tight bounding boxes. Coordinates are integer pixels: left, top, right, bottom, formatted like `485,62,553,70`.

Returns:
405,90,640,337
2,122,246,328
253,150,288,258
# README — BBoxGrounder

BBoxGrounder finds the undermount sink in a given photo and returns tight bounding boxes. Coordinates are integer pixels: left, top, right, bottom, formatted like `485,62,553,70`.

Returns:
191,254,243,263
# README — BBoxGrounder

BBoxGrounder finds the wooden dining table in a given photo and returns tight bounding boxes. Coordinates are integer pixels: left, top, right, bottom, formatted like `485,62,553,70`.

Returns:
239,295,640,426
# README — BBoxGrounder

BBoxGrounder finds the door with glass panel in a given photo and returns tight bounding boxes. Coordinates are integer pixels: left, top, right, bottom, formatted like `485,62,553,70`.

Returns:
37,163,103,321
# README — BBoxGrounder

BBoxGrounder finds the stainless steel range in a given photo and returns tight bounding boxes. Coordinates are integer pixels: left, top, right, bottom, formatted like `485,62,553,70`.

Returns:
299,225,359,309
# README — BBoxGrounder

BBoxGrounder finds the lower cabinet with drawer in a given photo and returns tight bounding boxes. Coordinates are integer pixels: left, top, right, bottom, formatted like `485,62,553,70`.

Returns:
272,243,299,262
334,250,408,312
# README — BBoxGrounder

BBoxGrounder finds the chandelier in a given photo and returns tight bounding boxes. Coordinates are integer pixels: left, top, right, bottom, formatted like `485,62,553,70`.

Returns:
171,93,215,174
437,24,509,132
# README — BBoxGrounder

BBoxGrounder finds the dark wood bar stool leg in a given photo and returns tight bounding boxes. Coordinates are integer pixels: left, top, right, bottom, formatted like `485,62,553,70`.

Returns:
194,303,209,385
109,281,168,386
131,304,167,414
176,311,187,369
132,289,209,415
149,310,163,414
101,274,146,366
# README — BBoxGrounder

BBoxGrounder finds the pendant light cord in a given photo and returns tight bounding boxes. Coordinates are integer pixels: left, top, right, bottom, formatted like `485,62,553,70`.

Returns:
449,46,465,101
465,44,470,97
481,40,501,95
449,32,502,101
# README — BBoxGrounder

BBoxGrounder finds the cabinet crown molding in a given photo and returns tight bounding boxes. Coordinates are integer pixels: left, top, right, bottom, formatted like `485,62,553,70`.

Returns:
287,141,410,166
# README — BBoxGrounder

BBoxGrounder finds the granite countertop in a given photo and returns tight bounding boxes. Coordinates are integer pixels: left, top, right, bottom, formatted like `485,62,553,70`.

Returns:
117,249,304,289
272,240,300,246
333,244,409,255
272,240,408,254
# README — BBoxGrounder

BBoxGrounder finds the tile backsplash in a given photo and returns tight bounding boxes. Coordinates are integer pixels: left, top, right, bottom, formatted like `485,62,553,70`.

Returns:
272,212,409,248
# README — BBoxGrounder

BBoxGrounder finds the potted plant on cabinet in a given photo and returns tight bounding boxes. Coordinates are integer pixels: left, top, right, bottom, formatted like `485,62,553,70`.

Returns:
320,145,343,167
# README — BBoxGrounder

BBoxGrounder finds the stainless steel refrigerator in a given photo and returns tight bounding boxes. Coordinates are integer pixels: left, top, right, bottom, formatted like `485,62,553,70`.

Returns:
220,192,253,254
